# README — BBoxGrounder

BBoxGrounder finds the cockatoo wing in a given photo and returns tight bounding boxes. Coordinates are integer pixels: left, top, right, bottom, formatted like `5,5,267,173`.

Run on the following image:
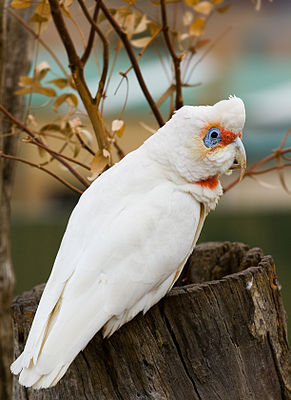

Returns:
11,151,204,389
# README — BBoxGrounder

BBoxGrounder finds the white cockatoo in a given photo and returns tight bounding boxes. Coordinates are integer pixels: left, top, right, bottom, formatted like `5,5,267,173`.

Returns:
11,96,246,389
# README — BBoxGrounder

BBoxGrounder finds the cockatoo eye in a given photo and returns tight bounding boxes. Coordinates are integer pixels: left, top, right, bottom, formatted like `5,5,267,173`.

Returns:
203,127,222,148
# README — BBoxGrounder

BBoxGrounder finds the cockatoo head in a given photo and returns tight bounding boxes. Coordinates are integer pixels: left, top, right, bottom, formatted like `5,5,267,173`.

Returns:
152,96,246,188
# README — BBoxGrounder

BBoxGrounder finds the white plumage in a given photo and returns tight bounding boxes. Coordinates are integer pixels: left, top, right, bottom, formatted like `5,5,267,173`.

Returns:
11,96,246,388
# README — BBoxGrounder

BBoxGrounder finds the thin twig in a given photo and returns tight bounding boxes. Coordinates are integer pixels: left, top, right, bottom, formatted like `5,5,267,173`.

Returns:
160,0,183,110
224,144,291,193
0,104,90,187
81,1,100,65
122,27,162,78
27,137,91,170
0,152,83,195
185,27,231,84
248,164,291,175
116,73,129,121
67,7,87,48
100,1,165,127
113,140,125,160
77,0,109,105
101,45,120,115
76,132,95,156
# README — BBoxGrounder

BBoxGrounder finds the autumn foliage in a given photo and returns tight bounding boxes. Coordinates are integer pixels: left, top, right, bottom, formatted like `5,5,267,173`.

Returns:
1,0,290,194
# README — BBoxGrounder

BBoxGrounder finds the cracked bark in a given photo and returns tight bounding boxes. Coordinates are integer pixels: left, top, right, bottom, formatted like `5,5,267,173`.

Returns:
0,3,32,399
12,242,290,400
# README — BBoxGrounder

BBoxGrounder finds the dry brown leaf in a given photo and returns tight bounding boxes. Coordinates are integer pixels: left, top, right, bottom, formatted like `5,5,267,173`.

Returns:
193,1,213,15
115,7,135,38
14,87,33,96
114,6,132,18
34,87,56,97
73,143,82,158
15,86,56,97
134,14,149,34
183,11,193,26
48,78,69,89
189,17,206,37
40,124,62,133
18,76,34,86
112,120,125,138
60,0,74,18
151,0,181,4
102,149,111,159
184,0,199,5
53,93,78,111
149,22,160,36
69,117,82,131
196,38,211,48
35,61,51,81
123,0,136,5
180,33,190,41
30,0,51,32
63,0,74,6
27,114,37,129
88,151,109,181
30,13,48,24
11,0,31,8
15,63,56,97
125,13,136,38
216,4,232,13
130,36,152,48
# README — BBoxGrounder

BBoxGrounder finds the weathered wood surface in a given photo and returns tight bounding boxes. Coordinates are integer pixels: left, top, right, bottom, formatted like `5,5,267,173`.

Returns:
12,242,290,400
0,4,33,399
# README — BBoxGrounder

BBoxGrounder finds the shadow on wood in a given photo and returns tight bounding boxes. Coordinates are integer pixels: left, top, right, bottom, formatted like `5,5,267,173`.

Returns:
12,242,290,400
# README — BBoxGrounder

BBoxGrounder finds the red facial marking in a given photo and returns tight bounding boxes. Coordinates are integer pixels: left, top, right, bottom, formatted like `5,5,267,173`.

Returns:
194,176,219,190
220,129,241,146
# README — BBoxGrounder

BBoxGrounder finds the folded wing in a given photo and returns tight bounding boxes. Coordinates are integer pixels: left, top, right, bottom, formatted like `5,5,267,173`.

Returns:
11,166,202,389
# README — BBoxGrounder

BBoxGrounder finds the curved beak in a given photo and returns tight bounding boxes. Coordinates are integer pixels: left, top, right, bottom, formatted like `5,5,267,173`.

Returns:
233,136,247,181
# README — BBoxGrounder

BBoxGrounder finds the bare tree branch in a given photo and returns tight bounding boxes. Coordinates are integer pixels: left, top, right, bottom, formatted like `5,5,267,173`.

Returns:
0,152,83,194
113,140,125,160
27,137,91,170
48,0,109,155
81,1,100,65
0,104,90,187
160,0,183,110
100,1,165,127
224,130,291,193
76,132,95,156
77,0,108,105
121,27,162,78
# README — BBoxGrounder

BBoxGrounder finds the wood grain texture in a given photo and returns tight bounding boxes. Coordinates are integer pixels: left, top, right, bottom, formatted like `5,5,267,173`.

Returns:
12,242,290,400
0,4,32,399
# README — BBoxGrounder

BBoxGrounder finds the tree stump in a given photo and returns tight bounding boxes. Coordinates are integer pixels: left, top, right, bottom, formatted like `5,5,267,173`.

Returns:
12,242,290,400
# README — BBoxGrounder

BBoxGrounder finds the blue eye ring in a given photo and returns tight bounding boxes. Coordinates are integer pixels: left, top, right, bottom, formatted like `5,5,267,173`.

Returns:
203,127,222,148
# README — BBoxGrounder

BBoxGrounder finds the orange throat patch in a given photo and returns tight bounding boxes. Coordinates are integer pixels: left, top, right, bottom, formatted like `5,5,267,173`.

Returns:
194,176,219,190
